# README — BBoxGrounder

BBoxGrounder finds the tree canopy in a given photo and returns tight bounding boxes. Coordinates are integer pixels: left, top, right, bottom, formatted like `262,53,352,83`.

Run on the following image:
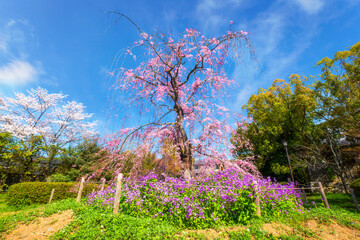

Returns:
0,87,97,182
104,16,256,178
235,74,316,179
234,41,360,187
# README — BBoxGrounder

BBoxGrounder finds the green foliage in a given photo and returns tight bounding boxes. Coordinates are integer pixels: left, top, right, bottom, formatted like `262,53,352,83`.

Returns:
239,75,316,180
5,182,101,206
0,197,82,235
90,170,304,230
52,207,178,240
1,193,360,239
0,133,105,183
55,138,107,181
46,173,72,182
304,193,360,220
0,172,7,192
350,178,360,195
270,163,290,175
236,42,360,184
315,41,360,142
0,133,46,181
308,42,360,191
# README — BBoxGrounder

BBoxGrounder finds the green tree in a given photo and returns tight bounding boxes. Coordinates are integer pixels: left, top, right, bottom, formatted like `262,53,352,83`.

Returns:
0,132,13,188
0,133,46,182
315,41,360,142
239,74,317,180
310,41,360,192
54,138,106,181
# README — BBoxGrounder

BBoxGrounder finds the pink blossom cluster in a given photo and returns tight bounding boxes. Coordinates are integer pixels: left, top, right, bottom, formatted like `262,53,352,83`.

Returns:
106,27,253,177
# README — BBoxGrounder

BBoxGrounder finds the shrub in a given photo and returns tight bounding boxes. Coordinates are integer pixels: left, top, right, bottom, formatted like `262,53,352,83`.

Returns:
46,173,72,182
350,178,360,195
6,182,102,206
87,168,304,229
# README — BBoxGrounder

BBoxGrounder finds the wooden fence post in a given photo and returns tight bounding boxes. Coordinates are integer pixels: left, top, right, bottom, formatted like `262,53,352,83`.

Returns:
254,182,261,217
76,177,85,203
48,189,55,204
350,188,360,211
317,181,330,209
301,187,308,202
100,179,106,191
113,173,124,215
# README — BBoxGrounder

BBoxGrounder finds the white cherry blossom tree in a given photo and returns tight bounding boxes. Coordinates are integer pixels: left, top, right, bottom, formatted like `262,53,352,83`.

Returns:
0,87,96,145
0,87,97,177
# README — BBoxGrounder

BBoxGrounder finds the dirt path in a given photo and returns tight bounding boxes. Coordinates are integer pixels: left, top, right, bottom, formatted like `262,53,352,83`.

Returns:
4,210,73,240
180,220,360,240
3,211,360,240
301,219,360,240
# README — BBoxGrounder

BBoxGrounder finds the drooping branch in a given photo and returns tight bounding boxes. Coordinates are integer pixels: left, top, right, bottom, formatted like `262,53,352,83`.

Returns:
105,19,255,177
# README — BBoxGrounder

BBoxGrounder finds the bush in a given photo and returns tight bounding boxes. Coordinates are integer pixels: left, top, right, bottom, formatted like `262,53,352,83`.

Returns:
46,173,72,182
350,178,360,195
88,169,303,229
6,182,102,206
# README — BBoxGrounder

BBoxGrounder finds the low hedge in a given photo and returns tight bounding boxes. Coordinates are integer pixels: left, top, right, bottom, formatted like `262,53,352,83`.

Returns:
6,182,104,206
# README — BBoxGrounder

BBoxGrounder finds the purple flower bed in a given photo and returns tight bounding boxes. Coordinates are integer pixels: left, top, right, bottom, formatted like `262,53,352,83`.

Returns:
87,168,304,228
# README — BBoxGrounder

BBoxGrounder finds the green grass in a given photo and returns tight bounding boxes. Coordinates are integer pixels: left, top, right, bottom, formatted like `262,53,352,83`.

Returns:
306,192,358,212
0,194,179,240
0,192,359,239
0,193,42,214
226,226,305,240
52,205,179,240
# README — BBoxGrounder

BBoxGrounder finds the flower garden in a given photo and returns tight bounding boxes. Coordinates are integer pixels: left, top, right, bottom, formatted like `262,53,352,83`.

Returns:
87,168,304,229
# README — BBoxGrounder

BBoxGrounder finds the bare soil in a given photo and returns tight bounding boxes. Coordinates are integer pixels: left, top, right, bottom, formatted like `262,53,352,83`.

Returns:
302,219,360,240
3,211,360,240
180,220,360,239
180,225,246,239
262,222,293,236
4,210,73,240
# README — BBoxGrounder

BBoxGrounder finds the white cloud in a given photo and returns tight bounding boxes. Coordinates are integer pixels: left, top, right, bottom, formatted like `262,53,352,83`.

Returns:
195,0,243,31
196,0,222,30
0,19,43,87
235,83,259,108
254,13,285,56
0,19,23,53
230,0,321,110
0,41,6,52
0,60,38,86
295,0,324,14
6,19,16,27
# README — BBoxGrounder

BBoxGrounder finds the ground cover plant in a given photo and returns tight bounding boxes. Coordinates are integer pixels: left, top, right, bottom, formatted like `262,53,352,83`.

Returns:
87,168,304,229
0,193,46,234
1,192,360,239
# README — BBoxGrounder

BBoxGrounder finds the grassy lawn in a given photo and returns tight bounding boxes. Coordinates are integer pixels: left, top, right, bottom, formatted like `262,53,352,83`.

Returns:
306,192,358,212
0,192,360,239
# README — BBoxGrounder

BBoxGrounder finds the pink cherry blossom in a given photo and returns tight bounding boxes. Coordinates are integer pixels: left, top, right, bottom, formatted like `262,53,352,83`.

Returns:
101,25,254,179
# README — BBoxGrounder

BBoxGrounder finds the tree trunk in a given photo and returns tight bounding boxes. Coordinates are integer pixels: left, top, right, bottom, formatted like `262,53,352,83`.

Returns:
339,173,349,194
174,103,193,177
328,134,349,193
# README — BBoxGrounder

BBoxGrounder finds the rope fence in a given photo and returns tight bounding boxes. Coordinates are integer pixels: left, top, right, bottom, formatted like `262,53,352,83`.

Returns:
104,173,333,216
64,174,334,214
8,174,360,215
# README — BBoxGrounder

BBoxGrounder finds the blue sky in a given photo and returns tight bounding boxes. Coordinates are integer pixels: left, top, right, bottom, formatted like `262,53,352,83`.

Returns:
0,0,359,134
